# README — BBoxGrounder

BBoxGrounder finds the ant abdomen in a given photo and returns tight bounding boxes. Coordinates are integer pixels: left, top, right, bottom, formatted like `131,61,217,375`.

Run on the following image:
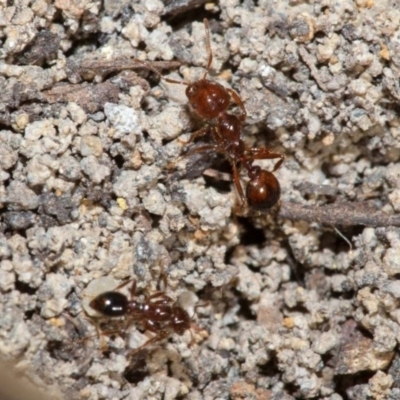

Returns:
246,169,281,210
90,291,128,317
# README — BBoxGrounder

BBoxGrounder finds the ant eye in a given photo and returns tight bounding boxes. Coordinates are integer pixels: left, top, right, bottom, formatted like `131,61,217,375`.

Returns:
186,85,198,98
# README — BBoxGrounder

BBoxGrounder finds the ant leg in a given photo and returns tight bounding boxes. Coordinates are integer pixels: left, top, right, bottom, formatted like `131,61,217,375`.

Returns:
128,331,169,357
142,271,171,302
229,160,246,206
186,143,247,206
189,300,210,319
147,293,174,303
83,319,128,352
159,269,168,292
184,144,223,157
112,278,137,299
189,323,205,346
245,148,284,160
167,132,215,170
114,278,135,291
164,77,188,86
245,148,285,171
180,126,210,145
163,74,189,86
273,157,285,172
226,88,247,122
194,300,210,313
129,280,137,298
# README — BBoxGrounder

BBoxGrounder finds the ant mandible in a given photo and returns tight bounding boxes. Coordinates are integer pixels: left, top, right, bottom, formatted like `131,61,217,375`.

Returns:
88,276,193,354
141,19,285,210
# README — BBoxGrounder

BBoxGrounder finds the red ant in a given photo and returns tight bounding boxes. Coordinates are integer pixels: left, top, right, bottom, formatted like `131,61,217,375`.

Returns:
190,112,284,210
138,19,284,210
88,276,199,354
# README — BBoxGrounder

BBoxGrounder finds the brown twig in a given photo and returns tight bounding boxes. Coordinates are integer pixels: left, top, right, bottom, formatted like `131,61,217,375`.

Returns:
162,0,209,17
66,57,181,82
278,201,400,227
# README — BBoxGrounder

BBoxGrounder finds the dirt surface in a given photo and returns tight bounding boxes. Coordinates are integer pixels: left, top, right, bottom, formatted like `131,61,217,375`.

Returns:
1,0,400,399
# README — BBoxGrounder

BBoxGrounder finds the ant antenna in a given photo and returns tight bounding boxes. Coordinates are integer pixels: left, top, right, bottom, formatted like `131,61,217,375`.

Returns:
134,59,189,86
203,18,213,79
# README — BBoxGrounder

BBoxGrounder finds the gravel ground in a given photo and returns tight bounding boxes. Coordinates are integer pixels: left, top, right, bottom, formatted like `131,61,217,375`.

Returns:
1,0,400,399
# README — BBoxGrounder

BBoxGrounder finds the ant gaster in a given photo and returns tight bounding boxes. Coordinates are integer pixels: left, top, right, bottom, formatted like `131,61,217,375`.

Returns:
140,19,285,210
89,277,192,353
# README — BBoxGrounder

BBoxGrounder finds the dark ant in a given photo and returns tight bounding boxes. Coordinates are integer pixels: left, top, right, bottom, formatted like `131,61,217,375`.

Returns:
139,19,285,210
88,276,196,354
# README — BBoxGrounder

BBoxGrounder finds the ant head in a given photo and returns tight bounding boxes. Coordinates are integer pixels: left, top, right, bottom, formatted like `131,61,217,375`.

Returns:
246,168,281,210
172,307,191,335
89,291,128,317
185,80,231,119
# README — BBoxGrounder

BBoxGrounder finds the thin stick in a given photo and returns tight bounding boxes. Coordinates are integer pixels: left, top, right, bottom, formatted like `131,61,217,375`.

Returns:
278,202,400,227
